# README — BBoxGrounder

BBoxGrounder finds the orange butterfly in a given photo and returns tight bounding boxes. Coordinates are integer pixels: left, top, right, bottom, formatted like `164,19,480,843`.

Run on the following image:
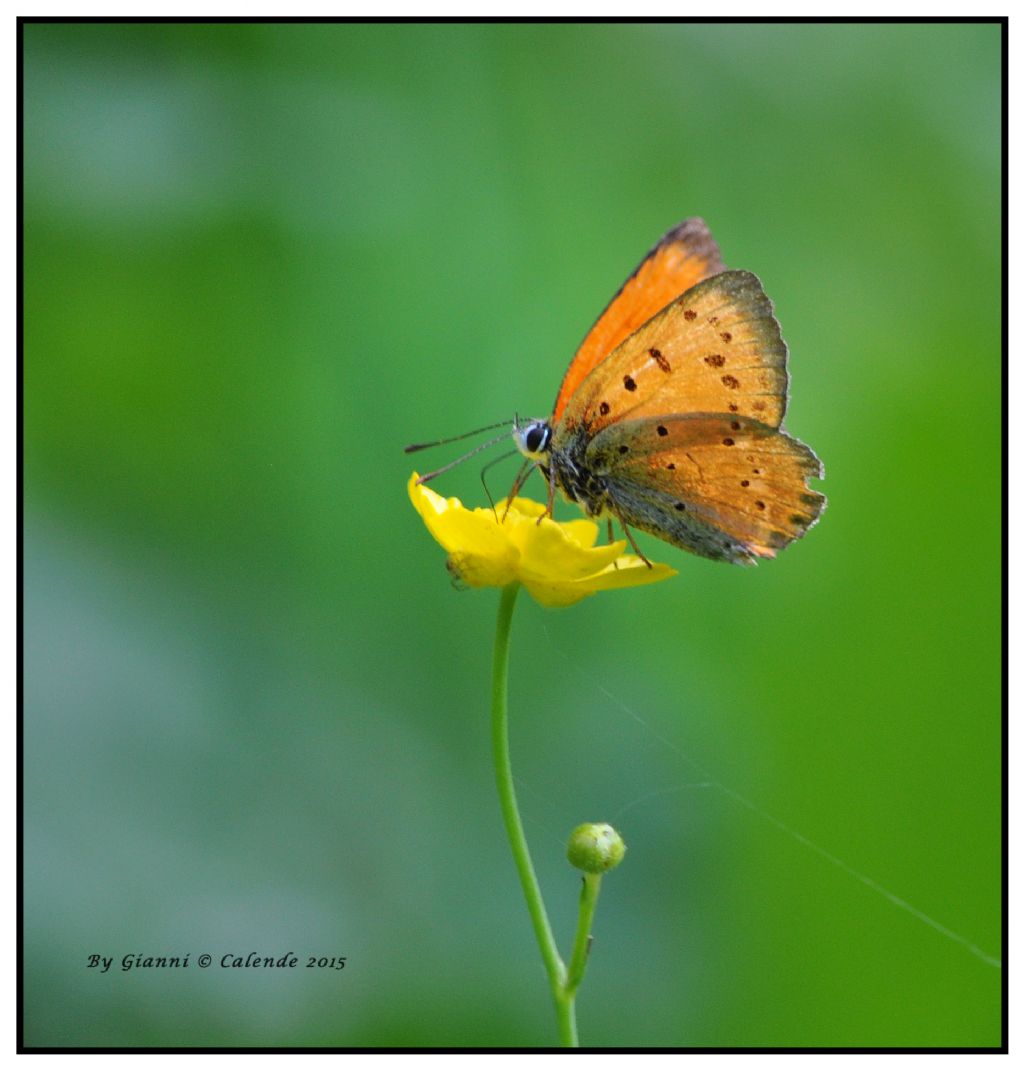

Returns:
511,219,825,565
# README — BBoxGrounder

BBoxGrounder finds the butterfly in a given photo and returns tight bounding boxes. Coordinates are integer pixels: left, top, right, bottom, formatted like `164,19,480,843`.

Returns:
505,218,825,566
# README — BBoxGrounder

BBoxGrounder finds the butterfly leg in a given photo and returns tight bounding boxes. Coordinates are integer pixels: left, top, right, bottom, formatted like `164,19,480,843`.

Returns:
536,464,557,525
620,521,652,569
500,459,534,522
607,519,620,569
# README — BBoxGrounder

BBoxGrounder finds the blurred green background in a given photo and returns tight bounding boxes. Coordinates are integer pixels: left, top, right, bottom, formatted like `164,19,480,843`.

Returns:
23,22,1001,1049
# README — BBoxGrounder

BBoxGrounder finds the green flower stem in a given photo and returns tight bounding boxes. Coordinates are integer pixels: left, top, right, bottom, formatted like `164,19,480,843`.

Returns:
490,582,579,1047
565,872,602,995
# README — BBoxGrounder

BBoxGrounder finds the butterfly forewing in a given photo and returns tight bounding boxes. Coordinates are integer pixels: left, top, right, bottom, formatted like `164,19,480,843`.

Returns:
587,415,825,562
552,218,725,423
557,271,789,440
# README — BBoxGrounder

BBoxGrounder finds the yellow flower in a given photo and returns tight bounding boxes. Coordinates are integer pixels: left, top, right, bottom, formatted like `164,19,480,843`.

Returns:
408,473,676,607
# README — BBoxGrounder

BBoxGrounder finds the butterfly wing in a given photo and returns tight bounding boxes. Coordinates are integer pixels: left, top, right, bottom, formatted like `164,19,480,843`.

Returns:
552,219,725,423
556,270,789,440
585,414,825,563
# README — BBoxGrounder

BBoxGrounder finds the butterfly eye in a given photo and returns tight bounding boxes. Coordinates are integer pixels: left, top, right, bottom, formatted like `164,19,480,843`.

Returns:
525,426,547,452
514,421,552,460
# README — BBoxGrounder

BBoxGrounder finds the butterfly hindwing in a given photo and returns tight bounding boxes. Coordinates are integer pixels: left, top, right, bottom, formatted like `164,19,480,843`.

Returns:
552,218,725,423
586,414,825,563
557,271,789,440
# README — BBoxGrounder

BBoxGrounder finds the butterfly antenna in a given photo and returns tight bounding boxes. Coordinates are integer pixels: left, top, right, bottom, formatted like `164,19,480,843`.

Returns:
404,418,515,454
414,431,511,485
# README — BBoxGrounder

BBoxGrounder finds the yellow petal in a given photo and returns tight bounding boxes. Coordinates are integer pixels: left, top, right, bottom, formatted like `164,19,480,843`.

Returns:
506,513,622,581
408,476,519,587
559,519,601,549
577,558,678,593
518,577,595,608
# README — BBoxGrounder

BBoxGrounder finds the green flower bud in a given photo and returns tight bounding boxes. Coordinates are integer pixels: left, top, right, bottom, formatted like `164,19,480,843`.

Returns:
566,823,626,874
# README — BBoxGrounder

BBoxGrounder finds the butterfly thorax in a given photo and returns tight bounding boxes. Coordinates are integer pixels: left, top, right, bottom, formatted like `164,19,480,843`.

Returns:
551,451,611,517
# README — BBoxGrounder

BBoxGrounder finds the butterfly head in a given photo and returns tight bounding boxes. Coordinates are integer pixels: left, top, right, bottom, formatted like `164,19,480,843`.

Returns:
512,418,553,463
